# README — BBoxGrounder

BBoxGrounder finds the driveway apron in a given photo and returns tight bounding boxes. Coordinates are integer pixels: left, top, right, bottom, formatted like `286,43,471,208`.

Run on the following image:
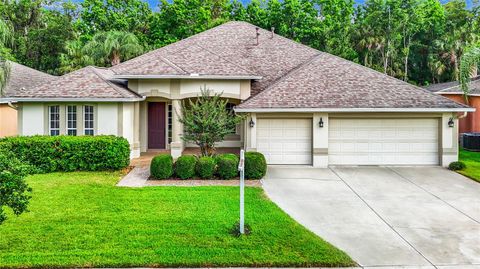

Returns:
262,166,480,268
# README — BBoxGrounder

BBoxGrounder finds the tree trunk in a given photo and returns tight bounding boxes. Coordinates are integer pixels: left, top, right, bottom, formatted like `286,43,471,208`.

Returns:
111,52,121,66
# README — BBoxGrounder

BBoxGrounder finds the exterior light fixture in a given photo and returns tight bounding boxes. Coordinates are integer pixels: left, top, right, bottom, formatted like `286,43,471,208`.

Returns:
319,117,324,128
249,118,255,128
448,117,454,128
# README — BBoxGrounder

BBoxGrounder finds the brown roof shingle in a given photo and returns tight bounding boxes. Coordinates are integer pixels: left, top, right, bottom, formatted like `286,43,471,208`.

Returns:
236,53,469,110
424,76,480,96
10,66,141,100
2,61,56,97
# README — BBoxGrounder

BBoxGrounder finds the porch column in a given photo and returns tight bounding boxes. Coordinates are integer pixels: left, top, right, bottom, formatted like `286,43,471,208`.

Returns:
170,99,184,158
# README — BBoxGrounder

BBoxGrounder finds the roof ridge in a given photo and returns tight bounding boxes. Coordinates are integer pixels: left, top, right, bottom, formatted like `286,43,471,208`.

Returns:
158,56,188,74
240,53,322,106
7,60,56,78
111,22,240,73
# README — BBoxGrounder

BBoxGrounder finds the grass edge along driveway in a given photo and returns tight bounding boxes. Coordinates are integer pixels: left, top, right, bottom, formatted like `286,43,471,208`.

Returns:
459,148,480,183
0,171,355,268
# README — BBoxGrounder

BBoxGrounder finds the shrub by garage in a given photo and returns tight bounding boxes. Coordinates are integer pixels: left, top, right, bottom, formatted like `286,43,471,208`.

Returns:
216,154,239,179
245,152,267,179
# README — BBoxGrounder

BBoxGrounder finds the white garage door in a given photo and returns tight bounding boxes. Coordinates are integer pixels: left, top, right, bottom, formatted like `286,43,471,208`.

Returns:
257,118,312,165
329,118,439,165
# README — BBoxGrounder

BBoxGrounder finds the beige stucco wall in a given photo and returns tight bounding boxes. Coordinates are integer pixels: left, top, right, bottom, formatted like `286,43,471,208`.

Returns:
0,104,18,137
130,79,251,100
18,102,140,158
243,112,459,167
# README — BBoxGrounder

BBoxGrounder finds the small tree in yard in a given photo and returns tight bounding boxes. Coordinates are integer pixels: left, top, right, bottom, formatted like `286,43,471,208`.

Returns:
179,87,243,156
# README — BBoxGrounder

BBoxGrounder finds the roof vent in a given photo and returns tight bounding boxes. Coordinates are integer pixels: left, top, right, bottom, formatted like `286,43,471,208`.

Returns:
255,27,260,45
271,27,275,38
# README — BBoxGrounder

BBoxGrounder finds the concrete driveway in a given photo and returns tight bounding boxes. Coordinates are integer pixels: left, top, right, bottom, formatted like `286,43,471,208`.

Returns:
263,166,480,268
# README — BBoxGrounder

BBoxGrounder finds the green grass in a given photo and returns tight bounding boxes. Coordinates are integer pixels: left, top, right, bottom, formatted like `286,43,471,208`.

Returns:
0,171,354,268
459,148,480,183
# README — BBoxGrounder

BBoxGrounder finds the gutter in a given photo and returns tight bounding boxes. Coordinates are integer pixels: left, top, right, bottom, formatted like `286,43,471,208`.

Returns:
1,96,146,103
234,107,476,113
113,74,263,80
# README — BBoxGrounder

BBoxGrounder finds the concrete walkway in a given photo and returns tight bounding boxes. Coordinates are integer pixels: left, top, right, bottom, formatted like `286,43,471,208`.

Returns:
263,166,480,268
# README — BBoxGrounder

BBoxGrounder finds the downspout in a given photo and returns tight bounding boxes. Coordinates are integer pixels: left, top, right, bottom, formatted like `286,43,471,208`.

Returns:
7,101,18,110
457,112,468,119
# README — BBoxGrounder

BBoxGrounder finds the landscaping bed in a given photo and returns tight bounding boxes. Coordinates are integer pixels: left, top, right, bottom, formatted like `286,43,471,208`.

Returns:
0,171,355,268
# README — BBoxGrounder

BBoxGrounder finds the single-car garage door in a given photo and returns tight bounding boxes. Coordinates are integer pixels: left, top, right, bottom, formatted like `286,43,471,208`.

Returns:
257,118,312,164
329,118,439,165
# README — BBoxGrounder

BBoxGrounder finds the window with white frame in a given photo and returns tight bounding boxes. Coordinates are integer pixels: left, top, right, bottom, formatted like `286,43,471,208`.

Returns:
168,104,172,144
84,105,94,135
49,105,60,136
66,105,77,136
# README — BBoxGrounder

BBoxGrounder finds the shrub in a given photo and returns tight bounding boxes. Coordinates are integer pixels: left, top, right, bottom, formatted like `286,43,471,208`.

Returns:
175,155,197,179
196,156,216,179
449,161,466,171
245,152,267,179
216,154,239,179
0,149,33,224
0,135,130,173
150,154,174,179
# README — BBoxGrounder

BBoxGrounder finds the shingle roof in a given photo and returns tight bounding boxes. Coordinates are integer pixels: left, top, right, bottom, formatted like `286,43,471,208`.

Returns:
2,61,56,97
236,53,469,110
424,76,480,96
111,21,319,96
9,66,142,100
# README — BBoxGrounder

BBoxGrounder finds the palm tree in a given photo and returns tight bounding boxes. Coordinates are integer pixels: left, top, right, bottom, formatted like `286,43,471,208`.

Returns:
59,40,95,74
83,31,143,67
459,46,480,103
0,19,12,94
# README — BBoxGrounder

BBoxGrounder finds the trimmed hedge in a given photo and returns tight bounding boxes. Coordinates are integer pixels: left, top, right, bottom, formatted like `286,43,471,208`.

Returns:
0,135,130,173
245,152,267,179
196,156,216,179
449,161,466,171
151,154,174,179
216,154,239,179
175,155,197,179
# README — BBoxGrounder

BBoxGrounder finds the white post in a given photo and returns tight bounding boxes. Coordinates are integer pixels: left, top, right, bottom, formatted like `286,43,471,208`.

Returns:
238,149,245,234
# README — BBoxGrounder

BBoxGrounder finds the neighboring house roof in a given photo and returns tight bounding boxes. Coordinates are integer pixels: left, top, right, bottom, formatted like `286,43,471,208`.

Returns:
2,61,56,98
235,53,470,111
424,76,480,96
7,66,143,102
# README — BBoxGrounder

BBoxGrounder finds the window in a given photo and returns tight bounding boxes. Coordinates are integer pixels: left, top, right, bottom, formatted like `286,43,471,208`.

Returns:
226,103,236,134
167,104,172,144
66,105,77,136
49,105,60,136
84,105,94,135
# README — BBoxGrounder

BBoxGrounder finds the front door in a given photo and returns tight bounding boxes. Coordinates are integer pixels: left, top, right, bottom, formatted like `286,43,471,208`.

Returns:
148,102,166,149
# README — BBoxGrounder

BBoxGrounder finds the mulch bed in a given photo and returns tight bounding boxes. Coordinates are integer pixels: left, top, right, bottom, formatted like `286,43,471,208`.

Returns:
146,178,262,187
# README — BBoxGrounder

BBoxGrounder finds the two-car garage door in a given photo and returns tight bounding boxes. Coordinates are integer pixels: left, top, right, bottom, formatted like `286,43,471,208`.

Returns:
329,118,439,165
256,118,439,166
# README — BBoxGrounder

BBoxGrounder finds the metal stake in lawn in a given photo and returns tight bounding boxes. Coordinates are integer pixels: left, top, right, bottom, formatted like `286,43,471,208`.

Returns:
238,149,245,234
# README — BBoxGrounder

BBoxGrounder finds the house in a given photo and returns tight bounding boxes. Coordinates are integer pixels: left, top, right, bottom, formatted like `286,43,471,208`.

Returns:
0,61,56,137
425,76,480,134
1,21,474,167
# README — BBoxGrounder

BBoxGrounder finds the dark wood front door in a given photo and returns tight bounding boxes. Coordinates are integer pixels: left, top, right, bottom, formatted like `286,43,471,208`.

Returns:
148,102,166,149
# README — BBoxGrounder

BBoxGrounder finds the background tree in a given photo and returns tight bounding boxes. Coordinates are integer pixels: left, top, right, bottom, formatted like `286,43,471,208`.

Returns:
179,88,243,156
0,18,12,94
83,30,143,66
459,46,480,103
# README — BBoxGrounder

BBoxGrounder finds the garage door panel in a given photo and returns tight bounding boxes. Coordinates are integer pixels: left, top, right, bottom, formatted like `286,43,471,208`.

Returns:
329,118,439,165
257,118,312,165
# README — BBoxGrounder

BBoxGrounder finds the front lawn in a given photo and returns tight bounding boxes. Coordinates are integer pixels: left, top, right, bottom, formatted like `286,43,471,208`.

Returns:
0,171,354,268
459,148,480,182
